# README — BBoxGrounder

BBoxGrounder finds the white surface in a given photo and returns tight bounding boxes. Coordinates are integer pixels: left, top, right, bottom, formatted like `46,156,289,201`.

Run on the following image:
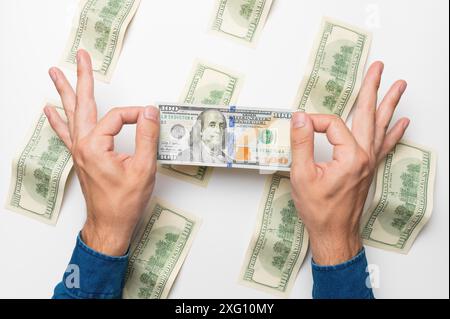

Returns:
0,0,448,299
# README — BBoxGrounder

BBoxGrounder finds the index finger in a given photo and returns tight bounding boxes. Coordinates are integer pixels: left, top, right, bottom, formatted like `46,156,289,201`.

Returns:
95,107,143,136
49,67,76,137
309,114,357,163
309,114,355,146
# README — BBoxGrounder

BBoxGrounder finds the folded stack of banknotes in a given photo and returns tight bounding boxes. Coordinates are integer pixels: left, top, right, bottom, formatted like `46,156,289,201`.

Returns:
5,0,437,298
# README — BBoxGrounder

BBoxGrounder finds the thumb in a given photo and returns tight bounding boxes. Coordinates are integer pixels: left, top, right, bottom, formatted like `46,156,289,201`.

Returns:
134,106,160,170
291,112,316,178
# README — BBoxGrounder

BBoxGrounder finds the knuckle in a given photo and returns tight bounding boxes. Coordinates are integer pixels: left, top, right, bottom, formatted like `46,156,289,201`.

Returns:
353,151,371,177
330,114,341,121
330,114,342,124
344,149,359,167
330,115,346,129
359,152,370,168
134,163,157,181
291,135,310,148
290,165,313,184
72,139,94,164
343,148,367,170
108,107,121,116
133,164,147,177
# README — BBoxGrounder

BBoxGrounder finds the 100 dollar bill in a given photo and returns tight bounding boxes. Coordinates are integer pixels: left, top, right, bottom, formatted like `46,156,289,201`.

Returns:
123,198,201,299
239,174,309,297
361,141,437,254
60,0,141,83
5,101,73,225
158,60,244,186
158,103,292,171
294,17,372,120
210,0,273,46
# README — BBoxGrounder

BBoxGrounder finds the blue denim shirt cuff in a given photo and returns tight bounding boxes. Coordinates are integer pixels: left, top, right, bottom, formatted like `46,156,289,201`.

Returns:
53,232,129,299
311,248,375,299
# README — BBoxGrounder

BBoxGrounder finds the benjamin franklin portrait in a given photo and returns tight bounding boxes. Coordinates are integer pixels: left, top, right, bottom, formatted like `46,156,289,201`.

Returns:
176,109,230,164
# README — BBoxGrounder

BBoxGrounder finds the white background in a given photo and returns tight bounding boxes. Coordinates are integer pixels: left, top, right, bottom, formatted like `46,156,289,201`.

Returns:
0,0,448,299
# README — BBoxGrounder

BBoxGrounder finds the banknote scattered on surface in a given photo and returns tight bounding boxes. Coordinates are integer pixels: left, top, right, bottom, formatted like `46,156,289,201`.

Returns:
158,60,244,186
293,17,372,120
210,0,273,46
5,0,439,299
60,0,141,83
179,60,244,106
157,103,292,171
239,174,309,297
5,101,73,225
123,197,201,299
361,141,437,254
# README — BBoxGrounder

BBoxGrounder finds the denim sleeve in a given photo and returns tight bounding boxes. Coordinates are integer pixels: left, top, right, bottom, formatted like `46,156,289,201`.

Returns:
52,233,129,299
311,248,375,299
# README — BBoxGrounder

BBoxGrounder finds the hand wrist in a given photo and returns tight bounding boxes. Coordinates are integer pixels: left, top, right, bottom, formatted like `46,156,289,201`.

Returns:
81,222,131,257
309,232,362,266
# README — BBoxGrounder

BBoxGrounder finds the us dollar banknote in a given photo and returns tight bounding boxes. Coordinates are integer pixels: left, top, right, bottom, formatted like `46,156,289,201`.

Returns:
361,141,437,254
5,102,73,225
123,198,201,299
158,60,244,186
210,0,273,46
158,103,292,171
60,0,141,83
239,174,309,297
293,17,372,120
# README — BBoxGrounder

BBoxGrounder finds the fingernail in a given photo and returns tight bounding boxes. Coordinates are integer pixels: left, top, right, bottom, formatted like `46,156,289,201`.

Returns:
292,112,307,128
49,68,58,82
144,106,159,121
399,81,408,94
